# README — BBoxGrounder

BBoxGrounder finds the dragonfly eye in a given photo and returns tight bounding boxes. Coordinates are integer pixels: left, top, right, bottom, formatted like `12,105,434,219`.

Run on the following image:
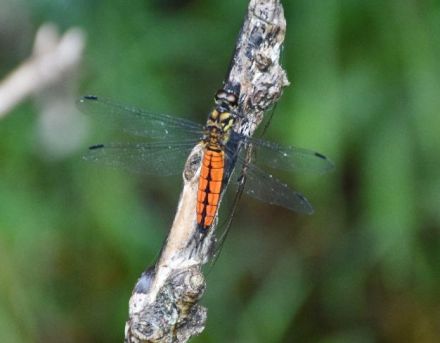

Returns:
215,89,238,107
225,93,237,105
214,90,228,101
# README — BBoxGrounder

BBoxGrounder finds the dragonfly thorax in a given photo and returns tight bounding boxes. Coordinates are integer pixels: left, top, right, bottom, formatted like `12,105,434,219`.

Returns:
205,109,235,150
203,89,238,149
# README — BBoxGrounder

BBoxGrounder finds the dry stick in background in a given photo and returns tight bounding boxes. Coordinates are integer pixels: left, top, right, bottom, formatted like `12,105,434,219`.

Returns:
0,24,85,117
124,0,289,342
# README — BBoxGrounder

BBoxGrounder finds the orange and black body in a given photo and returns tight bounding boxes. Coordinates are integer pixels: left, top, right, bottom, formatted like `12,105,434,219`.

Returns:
196,90,238,232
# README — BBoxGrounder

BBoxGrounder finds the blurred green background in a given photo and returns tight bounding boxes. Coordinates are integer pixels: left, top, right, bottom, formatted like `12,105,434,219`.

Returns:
1,0,439,342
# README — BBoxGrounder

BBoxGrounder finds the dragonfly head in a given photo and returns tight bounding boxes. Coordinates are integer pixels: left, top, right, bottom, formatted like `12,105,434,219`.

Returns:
214,89,238,112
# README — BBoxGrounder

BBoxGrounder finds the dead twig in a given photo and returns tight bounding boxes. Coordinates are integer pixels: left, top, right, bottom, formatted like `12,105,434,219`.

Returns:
125,1,289,342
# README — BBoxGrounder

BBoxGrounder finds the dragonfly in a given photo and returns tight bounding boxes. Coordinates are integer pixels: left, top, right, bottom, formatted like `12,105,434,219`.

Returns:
79,89,333,233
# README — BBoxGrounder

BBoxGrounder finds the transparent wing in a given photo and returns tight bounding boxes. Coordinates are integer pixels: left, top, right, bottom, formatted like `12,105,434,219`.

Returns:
232,133,334,174
84,140,199,175
77,95,204,139
223,133,332,213
242,162,314,214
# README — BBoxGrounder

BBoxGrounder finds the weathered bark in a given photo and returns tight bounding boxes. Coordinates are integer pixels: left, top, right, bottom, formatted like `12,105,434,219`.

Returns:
124,1,288,342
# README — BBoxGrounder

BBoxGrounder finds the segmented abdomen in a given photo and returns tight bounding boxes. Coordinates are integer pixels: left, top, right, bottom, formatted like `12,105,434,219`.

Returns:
196,149,224,231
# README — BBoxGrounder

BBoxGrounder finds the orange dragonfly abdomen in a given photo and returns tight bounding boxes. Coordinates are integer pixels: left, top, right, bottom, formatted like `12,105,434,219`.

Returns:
196,148,225,231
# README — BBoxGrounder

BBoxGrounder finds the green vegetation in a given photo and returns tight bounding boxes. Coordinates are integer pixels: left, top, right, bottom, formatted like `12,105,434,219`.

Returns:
1,1,439,342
